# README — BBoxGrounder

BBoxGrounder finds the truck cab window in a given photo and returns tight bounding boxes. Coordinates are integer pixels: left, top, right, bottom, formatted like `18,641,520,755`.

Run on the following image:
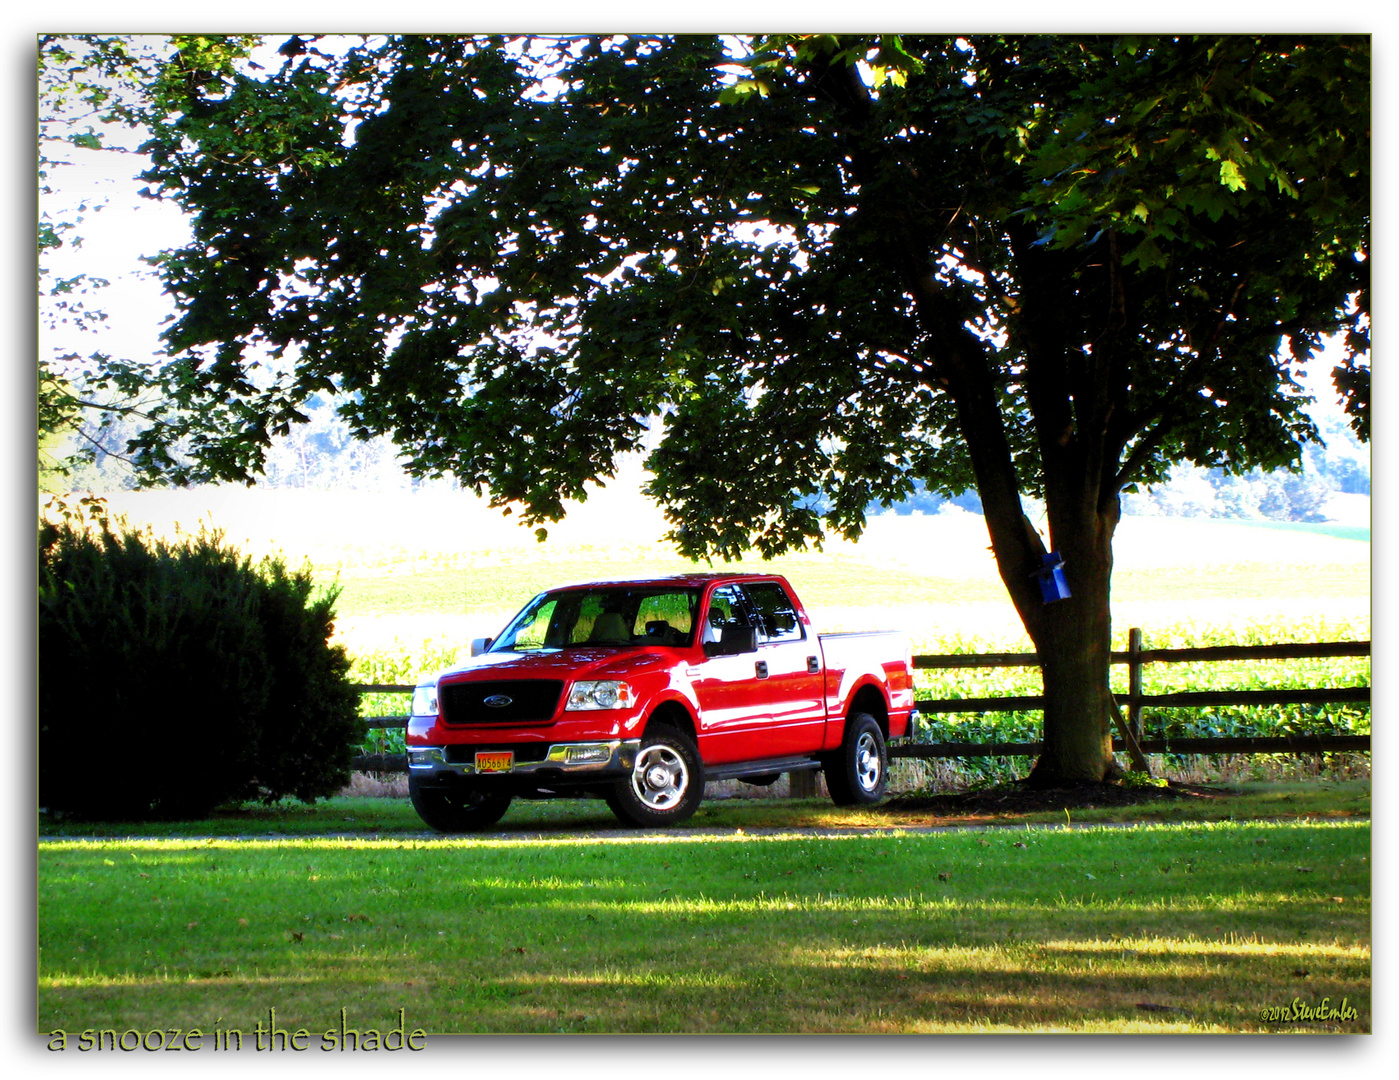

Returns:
634,592,696,645
702,584,747,644
742,582,805,643
493,596,560,651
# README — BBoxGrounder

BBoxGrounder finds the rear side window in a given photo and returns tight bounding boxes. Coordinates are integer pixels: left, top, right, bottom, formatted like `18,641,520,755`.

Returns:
742,583,804,643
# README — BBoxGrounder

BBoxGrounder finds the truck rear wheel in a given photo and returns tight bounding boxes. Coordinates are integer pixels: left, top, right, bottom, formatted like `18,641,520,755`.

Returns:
605,724,704,827
824,712,888,806
409,777,512,833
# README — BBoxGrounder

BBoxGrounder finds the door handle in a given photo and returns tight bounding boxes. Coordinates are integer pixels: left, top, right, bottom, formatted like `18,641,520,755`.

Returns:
755,661,769,679
807,656,820,674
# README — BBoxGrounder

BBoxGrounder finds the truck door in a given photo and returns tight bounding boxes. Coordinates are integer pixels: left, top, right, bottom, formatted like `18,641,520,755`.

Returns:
739,580,827,755
689,583,767,765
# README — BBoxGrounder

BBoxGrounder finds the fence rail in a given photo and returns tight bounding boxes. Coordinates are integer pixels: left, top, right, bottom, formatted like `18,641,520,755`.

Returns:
893,735,1371,760
905,632,1369,760
352,632,1370,771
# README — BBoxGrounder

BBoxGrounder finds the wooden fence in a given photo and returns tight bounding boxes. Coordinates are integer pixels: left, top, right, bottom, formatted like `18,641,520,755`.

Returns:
897,631,1370,760
351,631,1371,772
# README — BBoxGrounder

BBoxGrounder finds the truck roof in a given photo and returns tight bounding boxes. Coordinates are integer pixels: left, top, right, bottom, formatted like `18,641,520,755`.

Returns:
541,572,793,592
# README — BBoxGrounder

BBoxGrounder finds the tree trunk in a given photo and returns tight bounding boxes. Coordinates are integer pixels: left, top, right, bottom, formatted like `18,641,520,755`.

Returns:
880,126,1129,786
910,303,1126,784
952,488,1120,783
993,225,1127,785
1003,502,1121,784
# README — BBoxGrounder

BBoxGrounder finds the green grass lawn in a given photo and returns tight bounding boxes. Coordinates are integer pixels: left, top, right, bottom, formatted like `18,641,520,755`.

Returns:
39,817,1370,1035
37,781,1371,839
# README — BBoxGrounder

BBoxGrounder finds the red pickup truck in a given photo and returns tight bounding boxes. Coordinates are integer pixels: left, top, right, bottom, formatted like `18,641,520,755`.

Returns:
405,573,917,831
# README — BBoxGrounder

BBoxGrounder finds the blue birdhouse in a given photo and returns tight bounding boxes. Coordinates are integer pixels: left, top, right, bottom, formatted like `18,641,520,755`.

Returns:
1033,551,1071,604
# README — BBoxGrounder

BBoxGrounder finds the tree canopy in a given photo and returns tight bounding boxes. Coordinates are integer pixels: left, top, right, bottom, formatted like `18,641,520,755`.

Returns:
106,33,1369,780
38,34,258,487
130,35,1367,544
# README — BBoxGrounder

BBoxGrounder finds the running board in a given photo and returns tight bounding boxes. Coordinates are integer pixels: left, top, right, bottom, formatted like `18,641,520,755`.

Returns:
704,756,824,783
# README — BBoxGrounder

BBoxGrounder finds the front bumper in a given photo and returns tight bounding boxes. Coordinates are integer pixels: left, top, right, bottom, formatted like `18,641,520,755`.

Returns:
408,739,640,781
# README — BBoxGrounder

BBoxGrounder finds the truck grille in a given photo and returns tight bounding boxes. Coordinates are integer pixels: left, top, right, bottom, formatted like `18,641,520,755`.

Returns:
439,680,564,726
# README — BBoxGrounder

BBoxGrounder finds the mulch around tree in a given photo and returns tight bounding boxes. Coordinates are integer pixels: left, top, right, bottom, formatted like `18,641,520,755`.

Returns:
885,779,1230,815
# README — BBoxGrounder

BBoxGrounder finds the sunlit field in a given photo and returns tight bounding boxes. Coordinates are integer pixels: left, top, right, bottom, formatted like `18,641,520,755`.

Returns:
89,474,1369,660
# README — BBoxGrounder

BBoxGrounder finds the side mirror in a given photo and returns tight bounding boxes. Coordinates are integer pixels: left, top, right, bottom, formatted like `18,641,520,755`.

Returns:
469,637,493,657
702,625,757,657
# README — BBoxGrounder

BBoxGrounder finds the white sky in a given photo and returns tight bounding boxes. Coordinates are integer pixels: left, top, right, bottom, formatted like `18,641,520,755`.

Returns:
42,146,190,370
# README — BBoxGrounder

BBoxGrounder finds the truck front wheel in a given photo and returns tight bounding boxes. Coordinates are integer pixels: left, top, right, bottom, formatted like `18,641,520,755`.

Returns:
606,724,704,827
824,712,888,806
409,777,512,833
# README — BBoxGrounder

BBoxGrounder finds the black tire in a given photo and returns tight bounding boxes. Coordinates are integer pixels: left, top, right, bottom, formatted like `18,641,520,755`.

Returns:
605,724,704,827
409,777,512,833
824,712,888,806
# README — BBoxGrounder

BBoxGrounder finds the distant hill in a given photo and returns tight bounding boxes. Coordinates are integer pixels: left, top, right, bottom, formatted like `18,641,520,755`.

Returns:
63,376,1369,531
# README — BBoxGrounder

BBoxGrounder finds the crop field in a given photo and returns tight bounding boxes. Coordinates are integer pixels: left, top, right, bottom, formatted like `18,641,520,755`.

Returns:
91,481,1370,646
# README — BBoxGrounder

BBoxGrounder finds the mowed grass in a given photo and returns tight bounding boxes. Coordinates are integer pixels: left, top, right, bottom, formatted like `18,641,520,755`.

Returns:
39,820,1370,1034
37,781,1372,839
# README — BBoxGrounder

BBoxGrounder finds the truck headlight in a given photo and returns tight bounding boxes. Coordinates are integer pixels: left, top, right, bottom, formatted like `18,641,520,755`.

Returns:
411,685,439,718
565,680,635,711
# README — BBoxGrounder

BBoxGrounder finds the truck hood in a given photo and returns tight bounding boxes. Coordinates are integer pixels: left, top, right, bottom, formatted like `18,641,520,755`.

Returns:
429,647,674,686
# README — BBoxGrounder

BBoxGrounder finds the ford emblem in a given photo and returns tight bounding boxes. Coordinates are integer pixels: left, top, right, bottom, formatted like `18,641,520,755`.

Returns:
483,694,513,709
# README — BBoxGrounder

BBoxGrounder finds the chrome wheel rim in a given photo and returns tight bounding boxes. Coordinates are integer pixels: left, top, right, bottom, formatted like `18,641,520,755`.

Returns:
854,731,882,792
631,744,688,810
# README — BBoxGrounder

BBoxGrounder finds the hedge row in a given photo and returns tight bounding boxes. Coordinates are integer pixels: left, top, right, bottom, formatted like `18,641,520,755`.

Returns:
39,516,365,819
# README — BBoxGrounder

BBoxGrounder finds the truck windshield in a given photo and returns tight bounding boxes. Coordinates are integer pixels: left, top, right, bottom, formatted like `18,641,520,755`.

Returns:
491,587,701,652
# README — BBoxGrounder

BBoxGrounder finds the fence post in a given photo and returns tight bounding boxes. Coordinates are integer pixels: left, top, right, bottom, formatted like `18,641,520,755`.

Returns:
789,771,818,799
1128,627,1144,744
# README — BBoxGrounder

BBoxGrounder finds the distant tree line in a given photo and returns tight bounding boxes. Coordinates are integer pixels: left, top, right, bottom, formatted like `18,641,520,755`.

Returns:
63,388,1367,526
891,400,1367,524
62,391,425,493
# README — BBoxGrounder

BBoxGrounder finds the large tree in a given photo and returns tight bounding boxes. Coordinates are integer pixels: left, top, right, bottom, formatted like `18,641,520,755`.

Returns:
131,34,1369,782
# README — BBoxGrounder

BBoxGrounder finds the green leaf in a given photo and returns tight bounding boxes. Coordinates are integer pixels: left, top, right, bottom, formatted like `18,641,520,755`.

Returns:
1219,159,1247,192
718,82,759,105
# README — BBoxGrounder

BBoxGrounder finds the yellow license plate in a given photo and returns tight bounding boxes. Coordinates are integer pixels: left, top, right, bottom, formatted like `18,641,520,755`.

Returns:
474,751,513,774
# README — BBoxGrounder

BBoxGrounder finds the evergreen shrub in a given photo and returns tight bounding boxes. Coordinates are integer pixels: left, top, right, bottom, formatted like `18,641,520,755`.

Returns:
38,514,364,819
